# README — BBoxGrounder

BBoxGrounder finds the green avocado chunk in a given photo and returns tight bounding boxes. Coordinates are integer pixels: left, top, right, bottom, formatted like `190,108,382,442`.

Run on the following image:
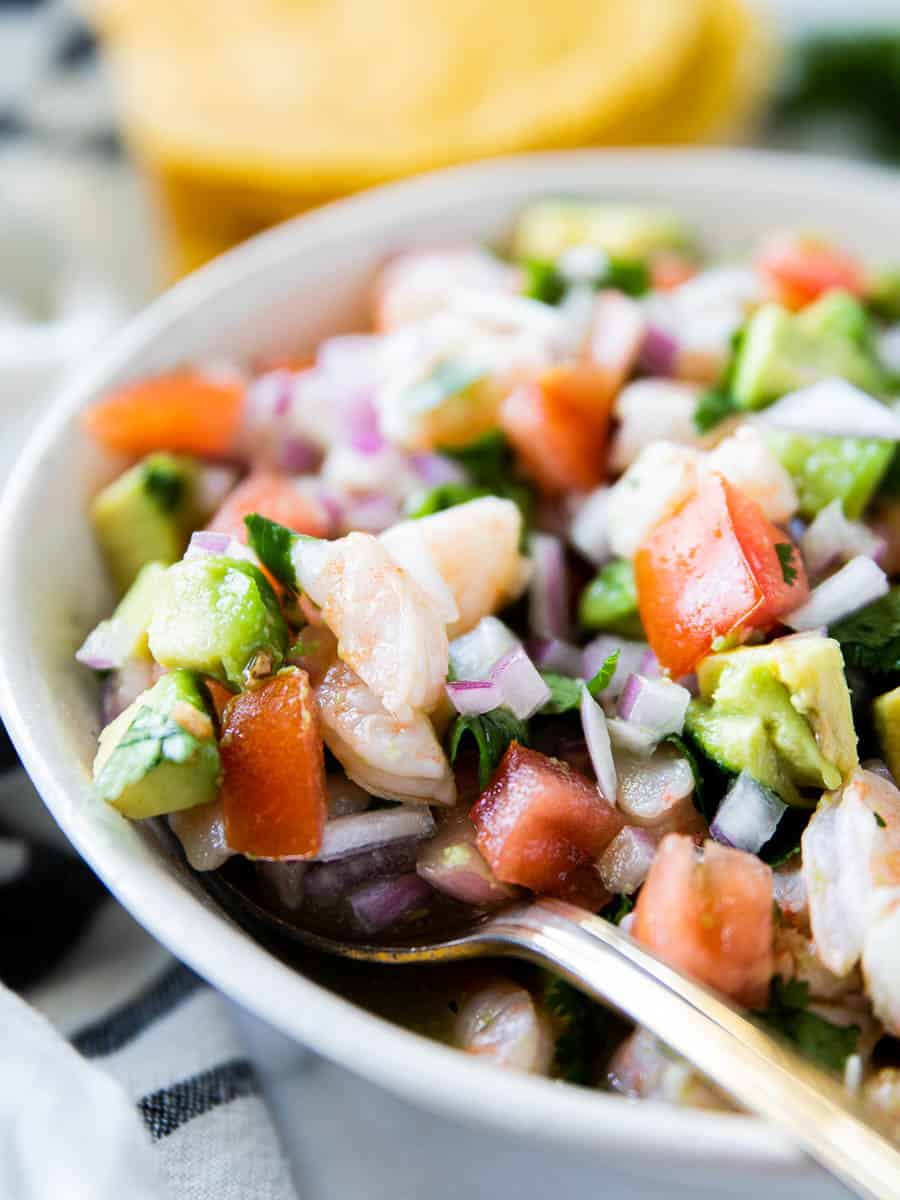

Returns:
148,556,288,689
732,291,887,412
874,686,900,785
91,454,204,591
77,561,167,670
93,669,220,819
511,201,691,263
764,431,893,519
578,559,643,637
687,635,858,806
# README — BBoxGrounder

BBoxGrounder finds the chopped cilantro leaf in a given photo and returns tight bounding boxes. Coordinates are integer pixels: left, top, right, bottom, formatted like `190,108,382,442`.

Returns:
540,972,595,1084
608,894,634,925
875,811,887,828
664,732,714,821
448,708,529,790
144,462,185,513
406,483,493,519
439,430,535,530
245,513,316,589
754,977,860,1073
522,259,566,305
775,542,799,587
537,653,619,715
404,360,486,414
693,387,737,434
831,586,900,674
605,257,651,297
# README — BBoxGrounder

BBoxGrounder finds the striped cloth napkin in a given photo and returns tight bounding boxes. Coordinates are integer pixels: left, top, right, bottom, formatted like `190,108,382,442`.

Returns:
0,763,297,1200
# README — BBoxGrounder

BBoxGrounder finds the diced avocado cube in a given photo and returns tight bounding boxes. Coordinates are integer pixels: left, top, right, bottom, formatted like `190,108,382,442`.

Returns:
578,559,643,637
765,432,893,519
685,705,798,806
77,562,167,670
697,634,858,783
148,556,288,689
868,269,900,321
874,687,900,784
511,201,691,263
91,454,203,592
93,668,220,819
732,292,886,411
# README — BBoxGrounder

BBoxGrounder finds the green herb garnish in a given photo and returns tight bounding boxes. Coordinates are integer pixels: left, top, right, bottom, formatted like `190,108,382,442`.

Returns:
775,542,799,587
754,977,860,1073
538,652,619,715
448,708,529,790
831,586,900,674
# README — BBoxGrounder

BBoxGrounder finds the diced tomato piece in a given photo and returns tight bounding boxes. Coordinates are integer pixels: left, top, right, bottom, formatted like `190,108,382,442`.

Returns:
499,365,615,496
634,472,808,678
756,233,866,311
82,370,244,457
633,835,774,1008
650,252,697,292
208,470,329,543
584,290,646,394
471,742,623,908
220,668,327,858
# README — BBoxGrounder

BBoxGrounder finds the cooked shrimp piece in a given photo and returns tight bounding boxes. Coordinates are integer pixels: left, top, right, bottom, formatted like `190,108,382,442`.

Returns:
454,979,554,1075
607,1028,729,1109
863,900,900,1037
315,661,455,806
773,924,861,1003
373,247,520,331
381,497,528,638
803,768,900,980
706,424,799,525
293,531,449,720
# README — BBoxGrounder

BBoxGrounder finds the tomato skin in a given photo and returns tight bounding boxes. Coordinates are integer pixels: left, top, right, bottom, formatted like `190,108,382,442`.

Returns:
208,470,329,543
500,365,614,496
82,371,244,458
634,473,807,678
220,668,327,858
756,233,866,311
471,742,623,908
633,835,774,1008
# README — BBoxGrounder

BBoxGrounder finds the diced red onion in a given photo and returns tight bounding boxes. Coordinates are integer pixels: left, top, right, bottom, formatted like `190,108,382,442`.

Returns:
196,464,240,514
349,872,433,934
617,675,690,740
710,771,786,854
341,492,401,533
526,637,583,677
582,637,649,701
326,775,371,819
487,646,551,720
312,805,435,862
100,659,161,723
416,809,515,907
185,530,259,564
581,687,617,803
77,622,129,671
256,860,307,910
528,532,569,640
615,748,696,829
344,392,386,454
445,678,502,716
317,334,380,390
568,488,611,566
618,911,636,935
449,616,518,682
639,650,661,679
278,436,321,474
784,555,889,631
879,325,900,376
597,826,659,895
606,717,659,758
408,453,467,487
245,369,295,426
800,499,886,577
638,325,679,377
304,839,420,906
758,378,900,441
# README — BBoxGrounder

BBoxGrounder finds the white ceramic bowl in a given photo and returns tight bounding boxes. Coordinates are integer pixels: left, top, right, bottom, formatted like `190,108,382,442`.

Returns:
1,150,896,1198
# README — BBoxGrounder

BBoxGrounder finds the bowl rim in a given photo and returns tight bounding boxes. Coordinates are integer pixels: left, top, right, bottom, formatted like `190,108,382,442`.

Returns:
3,146,899,1175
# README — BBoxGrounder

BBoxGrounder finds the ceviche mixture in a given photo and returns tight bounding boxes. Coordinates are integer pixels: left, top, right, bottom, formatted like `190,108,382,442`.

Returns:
78,201,900,1111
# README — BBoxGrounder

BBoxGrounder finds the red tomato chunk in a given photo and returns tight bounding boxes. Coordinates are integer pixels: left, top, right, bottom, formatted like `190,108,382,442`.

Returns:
634,472,808,678
470,742,623,909
221,668,327,859
756,232,866,311
633,834,774,1008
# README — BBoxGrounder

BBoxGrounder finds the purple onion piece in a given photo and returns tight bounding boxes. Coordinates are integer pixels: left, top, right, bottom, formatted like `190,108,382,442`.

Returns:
581,637,649,701
314,805,434,862
580,687,617,803
445,678,502,716
408,453,467,487
278,436,322,474
617,674,690,739
526,637,583,677
784,555,888,631
349,873,433,934
638,324,679,377
710,771,786,854
528,532,569,641
304,839,422,906
344,392,386,454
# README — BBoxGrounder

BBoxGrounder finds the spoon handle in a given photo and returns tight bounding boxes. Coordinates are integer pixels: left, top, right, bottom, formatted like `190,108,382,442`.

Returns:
481,897,900,1200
